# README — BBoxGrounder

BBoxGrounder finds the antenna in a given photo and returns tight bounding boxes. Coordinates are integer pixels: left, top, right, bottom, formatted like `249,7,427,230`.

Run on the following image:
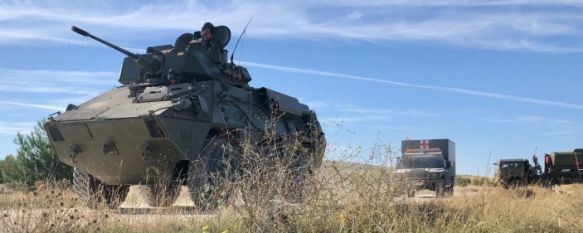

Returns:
485,150,492,177
534,147,538,156
532,146,542,175
230,17,253,64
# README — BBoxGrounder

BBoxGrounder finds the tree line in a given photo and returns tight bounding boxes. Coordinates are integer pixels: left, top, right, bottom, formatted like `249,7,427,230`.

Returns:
0,120,72,185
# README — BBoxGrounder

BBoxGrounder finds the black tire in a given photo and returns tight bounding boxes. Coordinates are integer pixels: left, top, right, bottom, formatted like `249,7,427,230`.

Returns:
435,183,445,197
73,168,129,209
501,179,511,189
407,189,416,198
285,162,311,203
508,178,520,189
188,139,239,210
278,141,314,204
73,168,98,208
446,186,454,197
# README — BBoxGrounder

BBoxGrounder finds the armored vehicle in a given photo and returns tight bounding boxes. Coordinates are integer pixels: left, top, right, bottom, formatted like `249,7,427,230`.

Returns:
497,149,583,188
44,25,326,209
396,139,455,197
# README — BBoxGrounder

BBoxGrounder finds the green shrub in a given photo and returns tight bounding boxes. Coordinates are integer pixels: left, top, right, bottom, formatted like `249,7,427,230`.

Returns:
456,176,471,187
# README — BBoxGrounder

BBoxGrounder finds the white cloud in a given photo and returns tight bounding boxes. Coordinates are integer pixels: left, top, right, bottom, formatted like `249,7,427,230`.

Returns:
324,115,396,123
321,110,435,123
484,114,582,136
0,69,117,84
242,61,583,111
324,0,583,7
514,115,577,125
487,115,581,125
3,60,582,116
346,11,365,20
0,1,583,52
341,107,437,117
305,101,437,124
0,82,98,95
543,130,576,135
0,122,36,135
0,68,116,95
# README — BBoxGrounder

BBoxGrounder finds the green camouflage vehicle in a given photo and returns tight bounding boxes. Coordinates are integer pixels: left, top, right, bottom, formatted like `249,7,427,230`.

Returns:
396,139,456,197
497,149,583,188
496,158,541,188
44,25,326,209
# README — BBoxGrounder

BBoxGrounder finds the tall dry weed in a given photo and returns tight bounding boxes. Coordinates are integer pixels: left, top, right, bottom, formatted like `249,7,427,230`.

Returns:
0,181,108,233
2,122,583,232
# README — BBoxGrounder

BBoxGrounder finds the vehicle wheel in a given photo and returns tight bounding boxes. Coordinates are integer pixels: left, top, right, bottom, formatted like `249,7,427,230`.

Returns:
446,186,454,197
148,182,180,207
407,189,416,198
508,179,520,189
101,184,130,209
285,162,311,203
188,139,239,210
500,180,510,189
435,183,445,197
73,168,129,209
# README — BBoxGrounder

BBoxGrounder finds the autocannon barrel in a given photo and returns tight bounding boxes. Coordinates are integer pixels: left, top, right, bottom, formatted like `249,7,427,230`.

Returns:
72,26,139,59
72,26,161,73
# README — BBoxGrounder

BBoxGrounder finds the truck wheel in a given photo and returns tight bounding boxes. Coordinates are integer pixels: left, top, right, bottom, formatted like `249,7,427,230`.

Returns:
148,182,180,207
508,179,520,188
188,139,238,210
500,180,510,189
446,186,454,197
435,183,446,197
73,168,129,209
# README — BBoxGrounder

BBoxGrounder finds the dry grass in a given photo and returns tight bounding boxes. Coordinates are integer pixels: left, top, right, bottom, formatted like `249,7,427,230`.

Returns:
2,145,583,233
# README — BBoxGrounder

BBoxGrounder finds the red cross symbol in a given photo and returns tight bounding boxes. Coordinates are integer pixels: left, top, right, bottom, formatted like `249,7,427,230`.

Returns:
420,140,430,150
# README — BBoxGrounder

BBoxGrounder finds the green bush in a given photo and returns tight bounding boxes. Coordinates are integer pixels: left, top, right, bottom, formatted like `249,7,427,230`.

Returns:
456,176,471,187
455,176,496,187
0,155,23,184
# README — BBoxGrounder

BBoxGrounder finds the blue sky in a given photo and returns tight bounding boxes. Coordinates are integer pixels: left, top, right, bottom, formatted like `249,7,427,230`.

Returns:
0,0,582,176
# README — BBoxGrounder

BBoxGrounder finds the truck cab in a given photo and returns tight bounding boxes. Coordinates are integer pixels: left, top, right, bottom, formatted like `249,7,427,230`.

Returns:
497,159,538,188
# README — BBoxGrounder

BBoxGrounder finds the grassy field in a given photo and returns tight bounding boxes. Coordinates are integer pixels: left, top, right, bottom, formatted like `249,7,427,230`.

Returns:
1,160,583,233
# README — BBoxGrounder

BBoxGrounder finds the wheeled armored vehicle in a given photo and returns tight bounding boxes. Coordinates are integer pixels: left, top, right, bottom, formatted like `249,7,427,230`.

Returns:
44,25,326,208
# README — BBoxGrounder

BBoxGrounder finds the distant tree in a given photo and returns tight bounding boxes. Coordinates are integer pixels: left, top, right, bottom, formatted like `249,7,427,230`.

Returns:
455,176,471,187
0,155,23,183
12,120,72,184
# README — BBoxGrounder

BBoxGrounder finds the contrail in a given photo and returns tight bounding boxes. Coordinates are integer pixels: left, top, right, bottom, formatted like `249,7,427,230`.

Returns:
241,61,583,111
0,101,62,111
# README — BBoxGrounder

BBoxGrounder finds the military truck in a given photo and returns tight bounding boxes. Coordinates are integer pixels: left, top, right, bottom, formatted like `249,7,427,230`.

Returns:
396,139,455,197
43,25,326,209
497,149,583,188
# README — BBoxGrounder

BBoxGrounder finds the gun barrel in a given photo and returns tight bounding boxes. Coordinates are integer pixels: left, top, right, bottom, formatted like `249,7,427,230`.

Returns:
71,26,138,59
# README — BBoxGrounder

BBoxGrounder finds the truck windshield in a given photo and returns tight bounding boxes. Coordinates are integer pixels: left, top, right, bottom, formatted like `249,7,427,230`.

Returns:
397,157,445,169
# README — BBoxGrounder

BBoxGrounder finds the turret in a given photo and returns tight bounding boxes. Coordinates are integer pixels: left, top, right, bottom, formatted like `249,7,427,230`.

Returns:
72,25,251,87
